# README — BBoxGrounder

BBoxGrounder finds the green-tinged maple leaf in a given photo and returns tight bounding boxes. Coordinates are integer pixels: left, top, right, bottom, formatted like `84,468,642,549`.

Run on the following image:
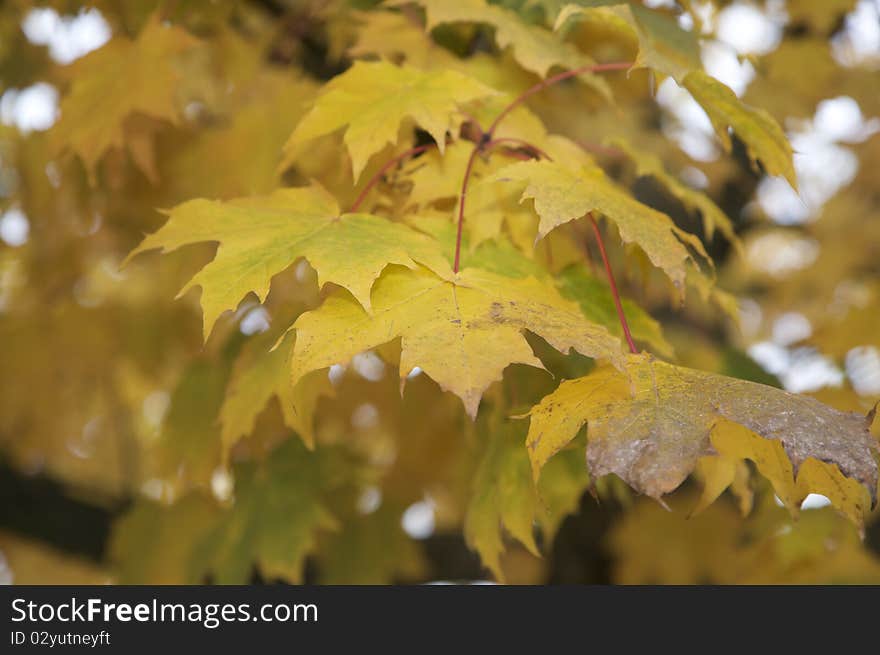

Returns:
289,265,624,418
554,2,701,83
282,60,497,180
126,183,453,338
404,141,541,251
485,159,712,293
609,137,741,250
408,214,671,355
205,438,356,584
163,72,317,200
526,353,879,526
153,349,239,488
465,420,541,580
535,444,592,538
110,495,223,584
50,12,199,182
317,504,426,584
557,266,673,356
219,331,333,453
684,71,797,188
606,494,745,584
400,0,610,98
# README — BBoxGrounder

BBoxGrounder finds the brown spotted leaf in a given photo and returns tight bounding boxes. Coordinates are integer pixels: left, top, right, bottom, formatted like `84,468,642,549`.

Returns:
526,353,879,526
684,71,797,188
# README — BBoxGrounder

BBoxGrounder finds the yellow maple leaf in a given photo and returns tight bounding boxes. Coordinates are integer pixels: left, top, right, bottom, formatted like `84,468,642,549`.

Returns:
50,12,199,183
289,265,624,418
348,9,459,70
403,212,673,355
283,60,497,181
126,183,454,339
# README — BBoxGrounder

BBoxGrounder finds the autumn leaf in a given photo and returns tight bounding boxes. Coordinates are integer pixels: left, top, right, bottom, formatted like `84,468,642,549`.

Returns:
609,496,880,584
0,531,111,585
684,71,797,188
406,213,671,355
317,504,426,584
535,443,592,539
485,159,712,294
348,10,460,70
113,438,361,584
126,183,453,338
403,209,542,279
400,0,610,98
609,137,741,250
6,0,879,587
110,495,222,585
282,59,497,180
465,421,541,580
554,2,701,83
607,493,745,584
50,12,199,182
557,266,673,357
204,438,356,584
465,413,591,580
404,140,541,250
219,331,333,453
691,455,753,517
162,72,317,200
152,350,239,489
526,353,879,526
289,265,624,418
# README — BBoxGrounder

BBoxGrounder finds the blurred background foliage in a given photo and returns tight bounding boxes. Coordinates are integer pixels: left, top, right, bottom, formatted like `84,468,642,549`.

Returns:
0,0,879,584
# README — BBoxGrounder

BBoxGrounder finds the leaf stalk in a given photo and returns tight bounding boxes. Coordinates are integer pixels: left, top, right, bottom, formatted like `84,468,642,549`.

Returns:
589,213,638,354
